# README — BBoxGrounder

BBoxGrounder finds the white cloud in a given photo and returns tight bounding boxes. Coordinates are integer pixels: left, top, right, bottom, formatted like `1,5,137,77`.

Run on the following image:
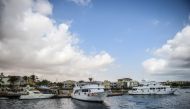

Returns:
0,0,114,81
68,0,91,6
143,25,190,78
33,0,53,15
142,58,168,74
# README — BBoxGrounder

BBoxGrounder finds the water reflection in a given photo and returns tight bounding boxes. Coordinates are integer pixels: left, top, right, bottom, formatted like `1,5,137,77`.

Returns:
71,99,109,109
0,89,190,109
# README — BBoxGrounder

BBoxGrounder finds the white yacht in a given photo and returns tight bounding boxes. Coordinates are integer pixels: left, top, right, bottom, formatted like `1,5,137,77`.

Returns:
71,78,107,102
128,80,176,95
20,86,54,99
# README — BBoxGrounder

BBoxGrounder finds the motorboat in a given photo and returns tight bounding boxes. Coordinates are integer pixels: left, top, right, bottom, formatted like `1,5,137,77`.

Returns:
20,86,54,99
128,80,176,95
71,78,107,102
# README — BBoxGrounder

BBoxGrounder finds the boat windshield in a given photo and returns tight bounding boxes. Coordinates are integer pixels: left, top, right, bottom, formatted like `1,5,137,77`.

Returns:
132,88,137,90
82,89,89,92
34,91,41,94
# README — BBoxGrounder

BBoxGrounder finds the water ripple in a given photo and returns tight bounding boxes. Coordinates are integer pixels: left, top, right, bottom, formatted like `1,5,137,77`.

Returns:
0,89,190,109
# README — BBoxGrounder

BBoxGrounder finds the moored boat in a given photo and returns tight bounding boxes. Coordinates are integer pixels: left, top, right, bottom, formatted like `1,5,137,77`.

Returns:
71,78,107,102
20,86,54,99
128,80,176,95
20,89,54,99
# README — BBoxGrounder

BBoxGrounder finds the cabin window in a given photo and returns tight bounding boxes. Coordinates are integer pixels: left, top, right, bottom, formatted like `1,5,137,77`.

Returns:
132,88,137,91
34,92,40,94
82,89,88,92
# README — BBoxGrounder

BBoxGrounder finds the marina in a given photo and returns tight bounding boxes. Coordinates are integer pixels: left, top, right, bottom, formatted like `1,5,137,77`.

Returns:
0,0,190,108
0,89,190,109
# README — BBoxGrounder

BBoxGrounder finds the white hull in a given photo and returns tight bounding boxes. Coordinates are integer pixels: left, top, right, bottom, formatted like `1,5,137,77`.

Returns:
128,81,177,95
72,81,107,102
71,92,107,102
20,94,54,99
128,90,175,95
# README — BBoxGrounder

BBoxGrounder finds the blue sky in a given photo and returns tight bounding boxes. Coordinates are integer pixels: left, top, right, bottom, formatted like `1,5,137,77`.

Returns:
1,0,190,81
48,0,190,81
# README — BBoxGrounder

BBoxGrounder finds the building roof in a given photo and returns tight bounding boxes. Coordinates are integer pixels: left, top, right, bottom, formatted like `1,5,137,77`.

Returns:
118,78,132,81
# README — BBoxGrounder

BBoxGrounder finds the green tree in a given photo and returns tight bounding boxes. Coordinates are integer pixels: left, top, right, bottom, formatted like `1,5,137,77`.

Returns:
8,76,19,87
30,75,35,82
57,82,63,88
23,76,28,85
30,75,38,86
89,78,93,82
0,73,4,87
36,80,51,86
0,78,4,87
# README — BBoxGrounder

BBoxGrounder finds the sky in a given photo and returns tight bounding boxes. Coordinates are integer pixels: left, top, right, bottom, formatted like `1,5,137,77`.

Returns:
0,0,190,82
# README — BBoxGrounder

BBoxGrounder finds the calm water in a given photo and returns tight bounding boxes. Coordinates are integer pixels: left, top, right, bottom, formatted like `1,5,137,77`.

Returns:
0,89,190,109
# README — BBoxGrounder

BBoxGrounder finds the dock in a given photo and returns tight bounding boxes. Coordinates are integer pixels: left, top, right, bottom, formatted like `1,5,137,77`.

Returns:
107,93,123,97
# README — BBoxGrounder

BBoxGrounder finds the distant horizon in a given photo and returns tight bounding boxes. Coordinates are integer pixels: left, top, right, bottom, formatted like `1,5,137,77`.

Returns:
1,72,190,83
0,0,190,82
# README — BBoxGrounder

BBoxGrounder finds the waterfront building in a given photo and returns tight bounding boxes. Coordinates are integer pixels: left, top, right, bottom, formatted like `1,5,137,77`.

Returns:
0,74,10,86
103,80,111,90
117,78,139,89
0,73,30,87
62,80,75,89
110,82,118,89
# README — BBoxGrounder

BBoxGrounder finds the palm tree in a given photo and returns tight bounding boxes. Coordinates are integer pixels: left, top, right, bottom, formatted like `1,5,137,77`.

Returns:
23,76,28,86
0,78,4,87
30,75,38,86
89,78,93,82
8,76,19,88
0,73,4,87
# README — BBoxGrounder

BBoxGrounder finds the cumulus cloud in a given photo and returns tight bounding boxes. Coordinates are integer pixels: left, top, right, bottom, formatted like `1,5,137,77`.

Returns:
143,58,168,74
33,0,52,15
143,25,190,78
0,0,114,81
68,0,91,6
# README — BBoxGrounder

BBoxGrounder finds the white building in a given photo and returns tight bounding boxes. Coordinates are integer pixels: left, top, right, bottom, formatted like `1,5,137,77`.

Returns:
117,78,139,89
0,73,26,86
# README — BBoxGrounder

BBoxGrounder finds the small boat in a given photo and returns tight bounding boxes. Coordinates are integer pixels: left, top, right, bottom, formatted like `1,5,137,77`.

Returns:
71,78,107,102
20,86,54,99
128,80,176,95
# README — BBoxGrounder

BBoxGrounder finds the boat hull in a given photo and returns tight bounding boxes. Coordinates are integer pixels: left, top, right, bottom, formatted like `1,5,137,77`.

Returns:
20,94,54,99
71,92,107,102
128,90,176,95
